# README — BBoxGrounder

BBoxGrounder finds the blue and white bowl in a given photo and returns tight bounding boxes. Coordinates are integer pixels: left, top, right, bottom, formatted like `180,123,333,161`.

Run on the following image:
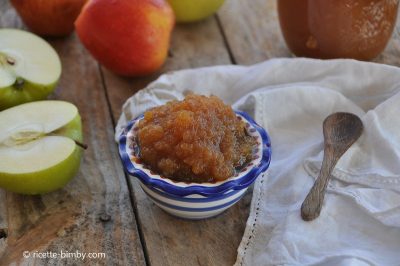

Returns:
119,110,271,220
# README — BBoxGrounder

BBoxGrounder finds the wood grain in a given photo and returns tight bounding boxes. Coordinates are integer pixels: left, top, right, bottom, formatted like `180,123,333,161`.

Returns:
102,16,254,266
217,0,291,65
0,1,145,265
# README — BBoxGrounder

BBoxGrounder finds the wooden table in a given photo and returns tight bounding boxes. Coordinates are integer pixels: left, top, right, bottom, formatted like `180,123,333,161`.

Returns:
1,1,399,265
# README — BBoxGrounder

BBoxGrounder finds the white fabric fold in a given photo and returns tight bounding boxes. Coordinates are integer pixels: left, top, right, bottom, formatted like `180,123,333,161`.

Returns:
115,58,400,266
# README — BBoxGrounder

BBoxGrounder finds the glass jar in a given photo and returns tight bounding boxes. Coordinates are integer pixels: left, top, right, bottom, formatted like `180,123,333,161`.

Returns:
278,0,399,60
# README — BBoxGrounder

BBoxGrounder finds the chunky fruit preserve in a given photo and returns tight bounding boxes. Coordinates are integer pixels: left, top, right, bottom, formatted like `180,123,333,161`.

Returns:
137,94,256,183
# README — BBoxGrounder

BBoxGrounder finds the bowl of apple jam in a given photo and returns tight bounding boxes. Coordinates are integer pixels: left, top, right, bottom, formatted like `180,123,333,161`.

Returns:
119,94,271,219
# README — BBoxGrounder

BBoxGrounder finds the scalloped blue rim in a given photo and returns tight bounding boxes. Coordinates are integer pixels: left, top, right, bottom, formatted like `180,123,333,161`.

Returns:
118,110,271,197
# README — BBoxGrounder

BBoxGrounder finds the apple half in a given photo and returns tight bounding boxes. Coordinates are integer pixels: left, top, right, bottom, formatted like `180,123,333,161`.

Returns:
0,101,83,195
0,29,61,110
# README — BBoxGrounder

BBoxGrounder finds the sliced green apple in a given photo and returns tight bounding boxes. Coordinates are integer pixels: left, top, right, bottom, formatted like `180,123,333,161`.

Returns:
0,100,83,195
0,28,61,110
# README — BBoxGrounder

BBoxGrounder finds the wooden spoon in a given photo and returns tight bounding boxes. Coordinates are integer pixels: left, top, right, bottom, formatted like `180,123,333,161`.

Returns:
301,112,363,221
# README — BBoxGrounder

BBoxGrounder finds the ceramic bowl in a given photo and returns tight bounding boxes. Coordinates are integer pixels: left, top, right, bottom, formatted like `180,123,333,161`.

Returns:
118,110,271,220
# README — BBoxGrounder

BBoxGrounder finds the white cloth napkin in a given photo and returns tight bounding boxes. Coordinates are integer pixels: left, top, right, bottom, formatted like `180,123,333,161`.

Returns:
115,58,400,266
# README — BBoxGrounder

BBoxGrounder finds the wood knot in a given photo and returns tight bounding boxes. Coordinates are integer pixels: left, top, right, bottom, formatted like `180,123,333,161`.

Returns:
99,213,111,222
0,229,7,239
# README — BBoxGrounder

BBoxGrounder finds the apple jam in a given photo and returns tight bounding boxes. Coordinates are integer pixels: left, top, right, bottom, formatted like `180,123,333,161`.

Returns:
137,94,256,183
278,0,399,60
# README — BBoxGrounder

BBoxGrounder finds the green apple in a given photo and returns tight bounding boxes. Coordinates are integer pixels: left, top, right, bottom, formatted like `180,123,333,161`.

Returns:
0,100,83,195
0,29,61,110
167,0,225,23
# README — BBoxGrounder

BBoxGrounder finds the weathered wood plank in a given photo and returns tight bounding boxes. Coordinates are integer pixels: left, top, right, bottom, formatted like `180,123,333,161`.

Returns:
217,0,290,65
102,16,254,266
0,2,145,265
218,0,400,66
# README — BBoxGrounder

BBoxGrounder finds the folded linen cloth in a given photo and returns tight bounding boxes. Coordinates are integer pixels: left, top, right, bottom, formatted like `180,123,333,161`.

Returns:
115,58,400,266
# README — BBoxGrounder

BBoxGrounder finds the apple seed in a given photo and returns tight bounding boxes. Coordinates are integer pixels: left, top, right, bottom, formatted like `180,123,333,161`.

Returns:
6,57,15,65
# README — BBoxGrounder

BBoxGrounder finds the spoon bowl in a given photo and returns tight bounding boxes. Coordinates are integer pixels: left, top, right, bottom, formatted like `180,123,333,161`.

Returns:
324,113,363,146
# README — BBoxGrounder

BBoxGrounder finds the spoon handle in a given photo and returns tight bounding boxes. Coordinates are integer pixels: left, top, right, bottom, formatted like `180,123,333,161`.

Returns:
301,145,338,221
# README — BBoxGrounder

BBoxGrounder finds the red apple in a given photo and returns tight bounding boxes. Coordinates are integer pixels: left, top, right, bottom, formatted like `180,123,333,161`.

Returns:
11,0,87,37
75,0,175,77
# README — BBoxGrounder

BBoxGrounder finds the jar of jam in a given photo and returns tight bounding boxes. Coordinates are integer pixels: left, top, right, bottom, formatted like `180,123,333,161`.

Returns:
278,0,399,60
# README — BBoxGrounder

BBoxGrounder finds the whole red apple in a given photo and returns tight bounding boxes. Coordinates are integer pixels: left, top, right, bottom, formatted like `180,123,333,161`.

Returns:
75,0,175,77
11,0,87,37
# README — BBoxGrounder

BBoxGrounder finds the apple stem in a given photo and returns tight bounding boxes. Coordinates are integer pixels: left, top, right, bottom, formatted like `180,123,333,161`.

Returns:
75,140,88,150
